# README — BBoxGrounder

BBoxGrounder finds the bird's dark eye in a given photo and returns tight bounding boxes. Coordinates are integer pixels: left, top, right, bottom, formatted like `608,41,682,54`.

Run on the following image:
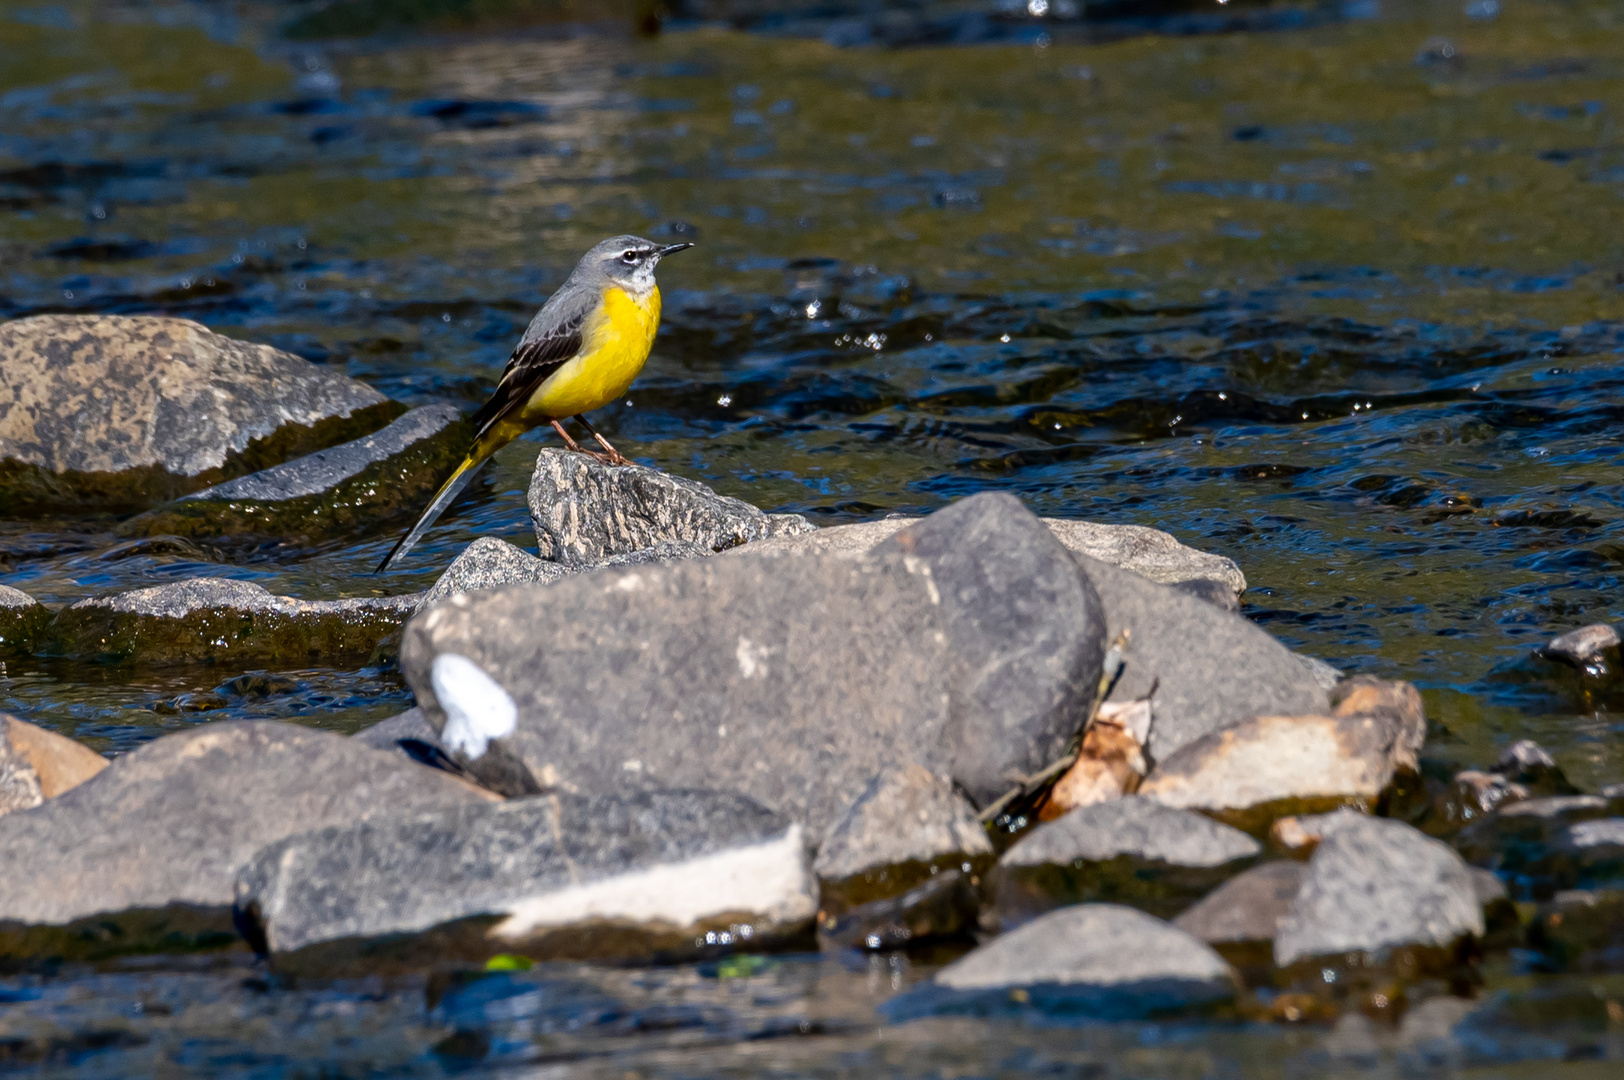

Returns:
620,249,639,264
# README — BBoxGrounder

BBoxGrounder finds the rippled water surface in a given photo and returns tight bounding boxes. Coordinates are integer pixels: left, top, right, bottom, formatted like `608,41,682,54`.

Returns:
5,0,1624,1071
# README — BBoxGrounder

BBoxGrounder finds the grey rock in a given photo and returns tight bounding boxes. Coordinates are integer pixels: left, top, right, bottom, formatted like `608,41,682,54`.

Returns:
1529,888,1624,971
403,543,957,827
0,584,48,655
0,721,491,952
353,707,443,752
0,723,42,817
814,763,991,910
993,797,1261,923
874,493,1106,804
818,867,982,952
527,448,813,564
1493,739,1578,796
49,577,420,665
1140,712,1409,830
0,314,392,507
1172,577,1240,612
235,790,815,967
1274,816,1484,967
1296,653,1344,691
1540,622,1620,671
1173,860,1307,945
403,495,1102,830
1078,554,1328,763
732,516,1246,595
1454,795,1615,889
933,903,1237,1005
1269,806,1370,855
1511,818,1624,892
181,404,461,502
419,537,571,609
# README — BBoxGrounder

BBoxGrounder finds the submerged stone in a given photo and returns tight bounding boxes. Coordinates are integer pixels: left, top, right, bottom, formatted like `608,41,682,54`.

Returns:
888,904,1237,1020
527,448,813,564
0,314,399,510
47,577,419,665
122,404,470,544
1528,889,1624,972
235,790,815,973
0,721,491,960
1454,795,1616,896
0,585,48,656
992,796,1261,925
0,714,107,818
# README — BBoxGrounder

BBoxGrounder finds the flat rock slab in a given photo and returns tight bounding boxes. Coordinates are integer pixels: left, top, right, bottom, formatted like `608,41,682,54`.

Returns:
48,577,420,665
0,714,107,817
1139,713,1414,834
123,404,470,544
236,789,815,972
0,721,491,959
994,796,1261,923
1274,815,1484,968
814,763,992,913
404,548,956,827
886,904,1237,1020
0,585,47,656
528,448,813,564
0,315,397,509
733,516,1247,595
1079,555,1327,763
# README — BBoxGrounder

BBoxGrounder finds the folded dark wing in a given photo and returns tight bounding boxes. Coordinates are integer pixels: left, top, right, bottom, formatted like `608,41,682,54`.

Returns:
471,308,588,438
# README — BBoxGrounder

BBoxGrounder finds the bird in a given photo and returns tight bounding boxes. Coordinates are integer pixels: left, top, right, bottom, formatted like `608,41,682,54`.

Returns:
376,234,692,572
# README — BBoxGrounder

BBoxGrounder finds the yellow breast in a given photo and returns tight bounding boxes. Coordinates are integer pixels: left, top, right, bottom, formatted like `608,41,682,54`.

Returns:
524,285,661,420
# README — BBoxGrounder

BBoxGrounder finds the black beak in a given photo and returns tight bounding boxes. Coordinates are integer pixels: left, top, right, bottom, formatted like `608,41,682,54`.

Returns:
654,242,694,258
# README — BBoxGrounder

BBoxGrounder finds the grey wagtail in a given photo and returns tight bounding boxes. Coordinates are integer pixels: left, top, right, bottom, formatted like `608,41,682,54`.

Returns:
377,234,692,572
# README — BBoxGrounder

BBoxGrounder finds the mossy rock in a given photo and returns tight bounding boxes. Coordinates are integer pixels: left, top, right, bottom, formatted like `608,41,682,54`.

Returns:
0,587,49,657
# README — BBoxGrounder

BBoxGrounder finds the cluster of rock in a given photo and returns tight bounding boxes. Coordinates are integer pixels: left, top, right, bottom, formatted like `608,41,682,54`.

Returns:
6,314,1624,1022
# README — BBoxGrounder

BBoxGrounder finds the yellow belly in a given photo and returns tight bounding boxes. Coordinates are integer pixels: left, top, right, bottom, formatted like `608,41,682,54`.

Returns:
523,285,660,420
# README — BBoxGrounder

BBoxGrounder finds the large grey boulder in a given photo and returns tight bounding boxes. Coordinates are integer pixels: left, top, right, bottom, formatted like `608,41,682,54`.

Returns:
0,585,47,656
0,714,107,818
235,790,815,970
874,493,1106,802
48,578,419,665
889,904,1237,1019
0,314,397,509
1274,815,1484,968
123,404,470,544
1138,712,1416,833
0,721,491,957
1078,555,1327,762
993,796,1261,923
401,493,1105,828
527,448,813,564
731,516,1246,595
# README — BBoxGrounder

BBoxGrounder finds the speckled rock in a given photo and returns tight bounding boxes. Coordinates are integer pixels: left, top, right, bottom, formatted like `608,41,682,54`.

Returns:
235,790,815,972
888,904,1237,1020
0,714,107,817
123,404,470,543
731,515,1246,595
0,585,48,656
0,314,397,509
49,578,420,665
0,721,492,959
1274,815,1483,968
527,448,813,564
993,796,1261,924
1139,713,1415,833
1080,555,1327,763
418,538,571,609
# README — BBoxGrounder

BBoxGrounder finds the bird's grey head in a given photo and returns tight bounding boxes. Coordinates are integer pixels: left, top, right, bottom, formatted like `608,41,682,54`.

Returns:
575,234,693,296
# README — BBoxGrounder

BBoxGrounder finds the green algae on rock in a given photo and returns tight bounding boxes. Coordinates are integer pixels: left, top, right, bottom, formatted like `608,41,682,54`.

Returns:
0,315,403,511
47,578,421,666
0,585,49,657
120,404,472,544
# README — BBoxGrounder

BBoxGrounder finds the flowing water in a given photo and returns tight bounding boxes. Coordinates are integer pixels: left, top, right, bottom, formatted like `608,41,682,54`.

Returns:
4,0,1624,1072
